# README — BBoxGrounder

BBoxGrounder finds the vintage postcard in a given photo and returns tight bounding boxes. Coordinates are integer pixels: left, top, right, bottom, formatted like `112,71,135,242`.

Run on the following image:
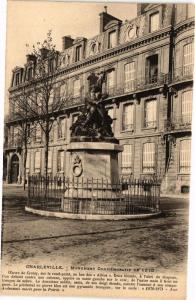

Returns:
1,1,195,299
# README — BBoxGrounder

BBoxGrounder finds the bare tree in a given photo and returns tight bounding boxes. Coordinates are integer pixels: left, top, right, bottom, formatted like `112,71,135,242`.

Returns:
10,31,71,192
9,91,36,190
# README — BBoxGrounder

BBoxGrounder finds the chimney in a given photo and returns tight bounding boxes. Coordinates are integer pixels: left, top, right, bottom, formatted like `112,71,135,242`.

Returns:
99,9,122,33
62,36,74,51
26,54,37,63
40,47,50,59
137,4,150,16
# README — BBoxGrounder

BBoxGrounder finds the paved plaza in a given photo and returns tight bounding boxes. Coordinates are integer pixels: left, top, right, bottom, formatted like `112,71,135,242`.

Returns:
1,185,189,273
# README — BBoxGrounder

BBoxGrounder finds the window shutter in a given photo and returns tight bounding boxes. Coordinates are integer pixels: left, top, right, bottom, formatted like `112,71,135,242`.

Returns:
183,43,193,75
180,140,191,173
48,150,52,171
182,91,192,123
122,144,132,175
124,62,135,92
34,151,41,171
143,143,155,173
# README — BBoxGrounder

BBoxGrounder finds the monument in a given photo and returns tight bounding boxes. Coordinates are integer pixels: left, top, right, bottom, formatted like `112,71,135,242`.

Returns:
61,69,124,215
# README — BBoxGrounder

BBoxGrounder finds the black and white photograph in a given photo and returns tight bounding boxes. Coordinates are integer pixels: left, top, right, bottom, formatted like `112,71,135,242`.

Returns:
1,1,194,299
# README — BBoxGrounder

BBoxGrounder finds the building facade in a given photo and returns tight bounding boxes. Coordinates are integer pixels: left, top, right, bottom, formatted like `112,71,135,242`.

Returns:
4,3,194,195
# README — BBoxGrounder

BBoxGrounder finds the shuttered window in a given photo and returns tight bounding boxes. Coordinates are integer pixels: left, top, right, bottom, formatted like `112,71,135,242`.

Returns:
122,103,134,131
181,90,192,123
180,140,191,174
73,79,80,97
143,143,156,173
150,12,159,33
124,62,135,92
48,150,52,172
144,99,157,128
57,151,64,172
121,144,133,176
107,71,115,94
183,43,193,76
35,125,42,142
34,151,41,172
60,82,67,99
108,31,117,48
58,117,67,139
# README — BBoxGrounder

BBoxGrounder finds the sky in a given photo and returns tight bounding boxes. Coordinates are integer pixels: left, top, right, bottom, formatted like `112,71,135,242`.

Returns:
5,0,137,113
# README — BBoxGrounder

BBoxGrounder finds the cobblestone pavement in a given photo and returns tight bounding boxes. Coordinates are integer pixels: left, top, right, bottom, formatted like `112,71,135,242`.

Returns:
1,185,189,273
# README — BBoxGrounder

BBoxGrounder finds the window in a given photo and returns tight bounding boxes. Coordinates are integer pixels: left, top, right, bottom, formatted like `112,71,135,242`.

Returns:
107,70,115,94
34,151,41,172
107,107,114,129
48,150,52,173
58,117,67,139
122,103,134,131
181,90,192,123
124,62,135,92
146,55,158,84
72,113,79,124
48,59,54,73
75,45,82,62
144,99,157,128
121,144,133,176
15,73,20,86
143,143,156,173
49,89,54,106
60,82,67,99
27,67,33,80
57,150,64,172
183,43,193,76
108,31,117,48
73,79,80,97
149,12,159,33
180,140,191,174
35,125,42,142
27,124,31,138
89,43,97,56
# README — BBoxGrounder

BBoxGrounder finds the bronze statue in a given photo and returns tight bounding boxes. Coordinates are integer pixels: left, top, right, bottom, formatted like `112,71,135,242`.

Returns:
70,68,117,143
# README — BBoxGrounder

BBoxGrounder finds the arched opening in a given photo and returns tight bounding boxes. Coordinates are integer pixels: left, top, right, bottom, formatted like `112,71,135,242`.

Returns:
3,155,7,181
10,154,19,183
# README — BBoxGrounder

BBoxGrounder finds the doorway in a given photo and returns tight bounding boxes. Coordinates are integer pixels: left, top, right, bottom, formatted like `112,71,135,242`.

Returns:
10,154,19,183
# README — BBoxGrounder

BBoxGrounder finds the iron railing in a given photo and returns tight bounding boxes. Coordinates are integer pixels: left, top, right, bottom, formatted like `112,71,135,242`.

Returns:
164,115,192,132
173,66,193,82
27,175,161,215
106,73,168,98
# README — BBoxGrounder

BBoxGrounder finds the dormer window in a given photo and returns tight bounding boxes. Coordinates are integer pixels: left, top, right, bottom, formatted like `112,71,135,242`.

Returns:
149,12,159,33
48,58,54,73
75,45,82,62
27,67,33,80
15,73,20,86
108,30,117,49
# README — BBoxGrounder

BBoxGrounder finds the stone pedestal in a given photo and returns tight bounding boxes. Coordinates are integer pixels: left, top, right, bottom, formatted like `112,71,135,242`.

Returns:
61,142,124,213
67,142,123,183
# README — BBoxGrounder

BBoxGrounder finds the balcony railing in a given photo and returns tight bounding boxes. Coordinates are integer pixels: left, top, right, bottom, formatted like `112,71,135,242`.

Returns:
164,115,192,132
4,139,23,150
144,121,157,128
173,65,193,82
105,73,168,98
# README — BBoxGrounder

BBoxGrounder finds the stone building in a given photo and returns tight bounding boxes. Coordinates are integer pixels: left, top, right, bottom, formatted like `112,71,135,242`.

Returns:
4,3,194,195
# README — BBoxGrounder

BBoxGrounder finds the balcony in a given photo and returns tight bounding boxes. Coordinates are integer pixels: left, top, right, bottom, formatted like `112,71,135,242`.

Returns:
4,138,23,151
164,115,192,133
105,73,168,99
173,65,193,83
